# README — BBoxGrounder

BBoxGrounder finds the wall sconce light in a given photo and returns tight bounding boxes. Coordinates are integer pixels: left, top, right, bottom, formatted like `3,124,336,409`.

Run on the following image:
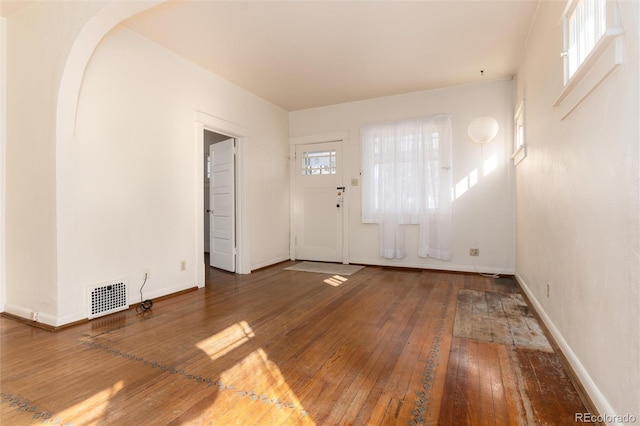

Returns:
467,116,499,144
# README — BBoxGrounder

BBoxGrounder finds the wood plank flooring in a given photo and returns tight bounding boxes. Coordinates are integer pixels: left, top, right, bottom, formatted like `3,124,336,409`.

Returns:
0,262,596,425
453,290,552,351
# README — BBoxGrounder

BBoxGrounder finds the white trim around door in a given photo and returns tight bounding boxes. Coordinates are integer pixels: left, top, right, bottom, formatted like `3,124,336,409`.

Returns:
195,111,250,287
289,132,350,265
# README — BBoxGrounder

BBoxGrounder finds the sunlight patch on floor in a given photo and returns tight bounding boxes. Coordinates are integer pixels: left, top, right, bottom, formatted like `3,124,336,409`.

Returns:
190,348,314,424
194,322,313,423
197,321,255,362
53,380,124,425
324,275,348,286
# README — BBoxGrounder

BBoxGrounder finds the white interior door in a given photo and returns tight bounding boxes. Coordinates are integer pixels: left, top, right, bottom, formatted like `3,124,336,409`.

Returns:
294,141,344,262
204,150,210,253
209,139,235,272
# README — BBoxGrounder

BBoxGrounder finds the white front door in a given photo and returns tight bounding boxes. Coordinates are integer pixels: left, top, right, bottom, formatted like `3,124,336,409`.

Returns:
209,139,235,272
293,141,344,262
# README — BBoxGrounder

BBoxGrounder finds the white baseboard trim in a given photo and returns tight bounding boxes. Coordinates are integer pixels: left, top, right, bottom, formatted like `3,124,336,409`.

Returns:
3,303,59,326
251,255,290,272
514,273,618,423
139,280,197,302
3,281,198,328
57,311,93,327
348,257,514,275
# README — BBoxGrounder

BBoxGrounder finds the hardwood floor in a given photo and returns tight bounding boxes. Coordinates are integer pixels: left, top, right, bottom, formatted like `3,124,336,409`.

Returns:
1,262,595,425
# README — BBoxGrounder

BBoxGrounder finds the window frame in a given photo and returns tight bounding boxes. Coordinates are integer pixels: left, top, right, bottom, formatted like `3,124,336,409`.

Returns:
301,149,337,176
563,0,608,83
554,0,624,118
512,99,527,166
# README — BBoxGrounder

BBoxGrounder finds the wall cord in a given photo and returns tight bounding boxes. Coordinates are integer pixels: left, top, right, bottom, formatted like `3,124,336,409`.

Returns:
136,272,153,314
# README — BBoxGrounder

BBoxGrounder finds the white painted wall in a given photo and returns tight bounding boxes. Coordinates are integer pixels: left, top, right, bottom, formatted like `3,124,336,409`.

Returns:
515,1,639,419
4,0,289,326
290,80,516,274
53,25,289,324
0,16,6,313
4,1,107,324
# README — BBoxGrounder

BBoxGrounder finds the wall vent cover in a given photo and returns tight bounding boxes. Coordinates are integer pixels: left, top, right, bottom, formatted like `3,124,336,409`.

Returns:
88,280,128,319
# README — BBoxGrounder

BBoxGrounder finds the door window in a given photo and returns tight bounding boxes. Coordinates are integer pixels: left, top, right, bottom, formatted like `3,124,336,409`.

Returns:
302,150,336,175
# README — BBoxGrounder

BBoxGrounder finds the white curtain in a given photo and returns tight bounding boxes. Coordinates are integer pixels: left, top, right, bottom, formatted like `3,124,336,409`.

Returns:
361,114,452,260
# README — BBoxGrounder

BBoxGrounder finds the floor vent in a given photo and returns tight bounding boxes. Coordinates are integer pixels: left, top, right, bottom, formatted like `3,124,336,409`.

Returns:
88,280,128,319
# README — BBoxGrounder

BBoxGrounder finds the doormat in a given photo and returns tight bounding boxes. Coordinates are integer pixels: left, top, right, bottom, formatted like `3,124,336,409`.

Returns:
284,261,364,276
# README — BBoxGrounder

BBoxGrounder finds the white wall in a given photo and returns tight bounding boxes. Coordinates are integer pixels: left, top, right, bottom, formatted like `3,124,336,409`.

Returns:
4,0,290,326
4,1,107,324
515,0,639,419
290,80,516,274
0,16,6,313
52,25,289,324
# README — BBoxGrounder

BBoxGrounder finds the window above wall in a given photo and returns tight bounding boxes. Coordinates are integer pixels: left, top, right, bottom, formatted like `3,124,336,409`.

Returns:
564,0,608,81
554,0,624,119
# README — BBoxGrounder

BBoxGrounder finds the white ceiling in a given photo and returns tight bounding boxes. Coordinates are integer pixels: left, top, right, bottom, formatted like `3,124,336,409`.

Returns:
122,1,540,111
4,1,540,111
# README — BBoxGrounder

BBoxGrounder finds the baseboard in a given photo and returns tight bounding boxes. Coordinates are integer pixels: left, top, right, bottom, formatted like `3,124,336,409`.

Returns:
140,280,197,302
514,273,615,422
2,303,60,327
2,281,198,330
251,255,290,272
348,257,514,276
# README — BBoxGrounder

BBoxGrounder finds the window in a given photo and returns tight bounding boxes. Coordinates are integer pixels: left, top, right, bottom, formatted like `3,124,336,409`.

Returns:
564,0,607,82
555,0,624,117
302,150,336,175
512,99,527,166
361,114,452,260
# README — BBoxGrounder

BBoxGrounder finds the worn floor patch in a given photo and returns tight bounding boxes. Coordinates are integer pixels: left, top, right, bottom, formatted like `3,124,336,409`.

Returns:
453,289,552,352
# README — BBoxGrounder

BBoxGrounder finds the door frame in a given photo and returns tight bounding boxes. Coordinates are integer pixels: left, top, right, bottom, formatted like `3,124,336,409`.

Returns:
195,111,250,287
289,132,350,264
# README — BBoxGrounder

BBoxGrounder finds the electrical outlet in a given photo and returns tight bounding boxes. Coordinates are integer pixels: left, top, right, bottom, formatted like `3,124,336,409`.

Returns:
180,260,186,271
144,268,150,280
469,248,480,256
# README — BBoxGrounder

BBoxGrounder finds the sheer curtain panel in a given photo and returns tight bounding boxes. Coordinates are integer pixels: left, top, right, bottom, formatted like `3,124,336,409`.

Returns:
361,114,452,260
